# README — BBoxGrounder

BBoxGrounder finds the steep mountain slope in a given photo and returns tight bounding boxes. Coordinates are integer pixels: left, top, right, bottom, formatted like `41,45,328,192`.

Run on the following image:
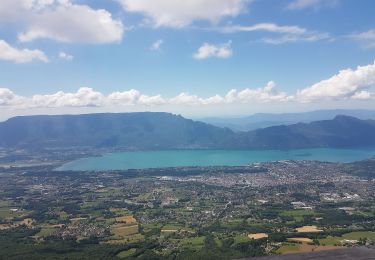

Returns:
0,112,234,149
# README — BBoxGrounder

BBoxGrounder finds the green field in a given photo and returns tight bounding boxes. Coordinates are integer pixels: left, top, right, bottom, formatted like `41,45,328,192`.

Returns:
179,236,205,250
319,231,375,245
161,223,193,232
117,248,137,258
276,243,299,254
0,208,12,218
280,209,316,221
0,208,29,219
233,235,250,243
35,226,59,237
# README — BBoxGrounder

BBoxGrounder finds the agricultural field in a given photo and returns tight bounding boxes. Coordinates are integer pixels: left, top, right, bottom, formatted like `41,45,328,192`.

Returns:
319,231,375,246
0,159,375,259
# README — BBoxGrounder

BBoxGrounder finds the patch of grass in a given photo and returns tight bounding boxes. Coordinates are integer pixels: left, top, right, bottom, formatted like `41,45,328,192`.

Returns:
35,226,58,237
0,208,29,219
0,201,11,207
117,248,137,258
105,234,144,245
0,208,12,218
179,236,205,250
57,211,69,221
161,223,192,232
112,224,139,237
276,243,299,254
233,235,250,244
319,231,375,246
280,209,316,221
109,208,130,216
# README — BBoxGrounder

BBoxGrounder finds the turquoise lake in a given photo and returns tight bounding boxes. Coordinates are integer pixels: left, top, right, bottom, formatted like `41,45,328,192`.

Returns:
57,148,375,171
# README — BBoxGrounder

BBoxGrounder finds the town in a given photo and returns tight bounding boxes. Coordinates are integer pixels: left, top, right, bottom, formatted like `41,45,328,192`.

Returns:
1,153,375,259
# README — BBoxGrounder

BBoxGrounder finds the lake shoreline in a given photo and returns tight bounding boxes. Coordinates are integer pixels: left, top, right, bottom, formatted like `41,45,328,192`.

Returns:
56,148,375,171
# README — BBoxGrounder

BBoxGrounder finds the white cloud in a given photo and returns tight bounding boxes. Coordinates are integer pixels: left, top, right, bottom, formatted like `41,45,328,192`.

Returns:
19,1,124,43
2,62,375,109
351,91,374,100
118,0,250,28
296,61,375,102
170,93,204,105
287,0,339,10
261,32,330,44
221,23,330,44
108,89,141,105
0,39,48,63
138,94,166,105
222,23,306,34
107,90,166,106
350,29,375,49
170,93,225,105
59,51,73,61
193,41,232,60
0,81,290,109
31,87,106,107
0,88,24,106
151,39,163,51
225,81,291,103
0,0,124,44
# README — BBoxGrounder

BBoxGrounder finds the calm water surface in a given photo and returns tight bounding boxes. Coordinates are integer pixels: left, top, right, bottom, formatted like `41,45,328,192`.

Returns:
57,148,375,171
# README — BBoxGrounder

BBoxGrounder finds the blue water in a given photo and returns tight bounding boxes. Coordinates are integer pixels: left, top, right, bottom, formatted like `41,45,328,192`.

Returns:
56,148,375,171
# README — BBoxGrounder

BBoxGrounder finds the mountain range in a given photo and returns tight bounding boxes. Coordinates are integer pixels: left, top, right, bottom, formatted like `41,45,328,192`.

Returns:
201,109,375,131
0,112,375,150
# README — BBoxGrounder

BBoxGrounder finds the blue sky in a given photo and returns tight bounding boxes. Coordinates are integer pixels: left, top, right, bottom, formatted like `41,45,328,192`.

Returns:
0,0,375,120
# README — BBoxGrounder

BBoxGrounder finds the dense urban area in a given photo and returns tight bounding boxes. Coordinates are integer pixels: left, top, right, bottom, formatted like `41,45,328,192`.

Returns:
1,148,375,259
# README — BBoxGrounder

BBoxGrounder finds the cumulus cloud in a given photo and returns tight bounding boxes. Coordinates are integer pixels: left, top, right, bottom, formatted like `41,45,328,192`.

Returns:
0,39,48,63
150,39,163,51
108,89,166,106
138,94,166,105
296,61,375,102
170,93,226,105
108,89,141,105
118,0,250,28
225,81,291,103
31,87,106,108
0,81,289,109
193,41,232,60
59,51,73,61
0,88,24,106
287,0,340,10
2,62,375,109
170,93,204,105
0,0,124,44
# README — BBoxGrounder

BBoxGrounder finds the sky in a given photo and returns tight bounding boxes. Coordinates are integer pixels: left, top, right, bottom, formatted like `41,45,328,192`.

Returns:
0,0,375,120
